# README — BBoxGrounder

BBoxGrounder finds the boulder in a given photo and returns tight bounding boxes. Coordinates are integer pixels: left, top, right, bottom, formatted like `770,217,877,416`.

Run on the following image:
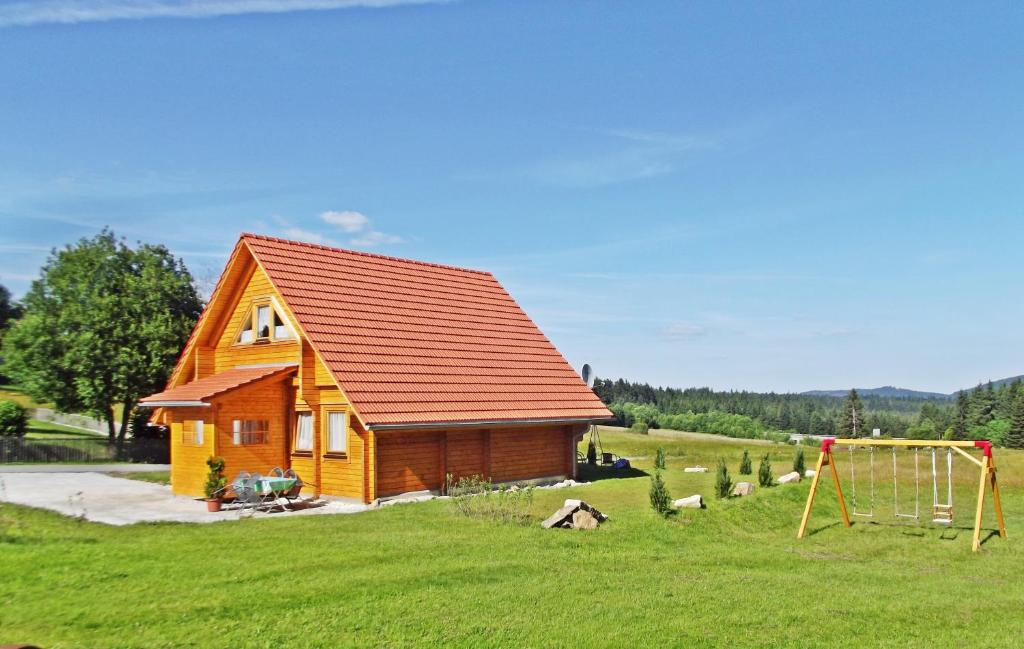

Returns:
541,505,577,529
673,495,704,509
683,466,708,473
572,509,600,530
804,469,817,478
566,499,608,521
778,471,801,485
732,482,755,497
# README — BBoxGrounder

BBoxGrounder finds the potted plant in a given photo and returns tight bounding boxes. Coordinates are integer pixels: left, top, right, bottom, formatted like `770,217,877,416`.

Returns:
203,456,227,512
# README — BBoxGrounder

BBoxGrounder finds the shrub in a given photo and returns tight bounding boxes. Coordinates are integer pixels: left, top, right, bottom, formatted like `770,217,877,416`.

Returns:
0,400,27,437
792,448,806,475
649,471,672,517
203,456,226,499
446,475,534,525
630,421,650,435
738,450,752,475
654,447,666,471
715,459,733,499
758,454,774,487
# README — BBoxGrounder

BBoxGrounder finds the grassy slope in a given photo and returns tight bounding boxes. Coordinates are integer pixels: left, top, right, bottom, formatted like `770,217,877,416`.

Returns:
109,471,171,485
25,419,104,439
0,427,1020,648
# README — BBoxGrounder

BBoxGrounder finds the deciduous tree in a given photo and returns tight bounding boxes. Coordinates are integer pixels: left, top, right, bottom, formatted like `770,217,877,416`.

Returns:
2,230,201,449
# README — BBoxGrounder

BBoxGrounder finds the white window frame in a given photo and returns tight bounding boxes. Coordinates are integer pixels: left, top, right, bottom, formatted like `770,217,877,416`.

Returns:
232,419,268,446
194,419,204,446
293,412,313,453
325,409,348,456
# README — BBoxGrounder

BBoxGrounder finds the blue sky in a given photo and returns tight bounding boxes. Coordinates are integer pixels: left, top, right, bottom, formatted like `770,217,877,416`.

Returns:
1,1,1023,393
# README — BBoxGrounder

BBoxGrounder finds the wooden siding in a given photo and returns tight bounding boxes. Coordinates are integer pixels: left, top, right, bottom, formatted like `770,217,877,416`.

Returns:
169,406,215,496
489,426,572,483
213,264,299,373
377,432,442,496
212,379,291,490
445,430,486,482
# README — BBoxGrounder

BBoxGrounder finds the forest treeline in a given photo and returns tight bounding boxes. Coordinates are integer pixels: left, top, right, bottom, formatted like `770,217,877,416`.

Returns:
593,377,1024,447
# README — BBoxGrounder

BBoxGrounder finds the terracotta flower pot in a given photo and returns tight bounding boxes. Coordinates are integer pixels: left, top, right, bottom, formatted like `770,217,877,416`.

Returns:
206,498,222,512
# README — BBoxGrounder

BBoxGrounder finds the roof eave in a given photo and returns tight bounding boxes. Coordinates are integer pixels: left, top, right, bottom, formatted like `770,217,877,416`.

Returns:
367,416,613,432
139,400,211,408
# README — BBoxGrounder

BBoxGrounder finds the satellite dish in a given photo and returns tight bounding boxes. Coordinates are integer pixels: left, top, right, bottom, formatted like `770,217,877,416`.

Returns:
581,363,593,387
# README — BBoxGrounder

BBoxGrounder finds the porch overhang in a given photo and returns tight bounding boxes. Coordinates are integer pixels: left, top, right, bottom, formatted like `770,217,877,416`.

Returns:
141,363,297,407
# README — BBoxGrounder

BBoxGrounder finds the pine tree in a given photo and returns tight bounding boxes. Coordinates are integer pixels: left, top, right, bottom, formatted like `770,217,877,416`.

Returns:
839,389,864,437
739,449,752,475
654,447,666,471
952,390,969,440
758,454,774,487
649,471,672,516
1006,394,1024,450
715,459,733,499
792,448,805,475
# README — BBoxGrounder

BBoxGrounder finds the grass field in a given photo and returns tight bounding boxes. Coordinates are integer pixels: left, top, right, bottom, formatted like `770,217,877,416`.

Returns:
25,419,104,439
0,426,1019,648
110,471,172,485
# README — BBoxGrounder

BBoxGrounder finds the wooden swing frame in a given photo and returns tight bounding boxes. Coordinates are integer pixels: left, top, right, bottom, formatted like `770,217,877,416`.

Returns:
797,438,1006,552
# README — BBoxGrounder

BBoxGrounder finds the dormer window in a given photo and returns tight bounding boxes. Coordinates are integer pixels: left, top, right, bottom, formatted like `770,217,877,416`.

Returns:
235,300,292,344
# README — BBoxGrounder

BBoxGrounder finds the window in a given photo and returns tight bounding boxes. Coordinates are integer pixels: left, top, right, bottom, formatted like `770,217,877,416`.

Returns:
273,311,290,339
182,420,205,446
233,419,268,446
293,412,313,452
236,317,254,344
325,410,348,455
256,305,271,339
234,301,292,344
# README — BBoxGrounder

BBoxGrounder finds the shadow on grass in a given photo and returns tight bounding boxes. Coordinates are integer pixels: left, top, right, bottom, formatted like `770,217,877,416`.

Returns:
577,463,649,482
803,521,843,537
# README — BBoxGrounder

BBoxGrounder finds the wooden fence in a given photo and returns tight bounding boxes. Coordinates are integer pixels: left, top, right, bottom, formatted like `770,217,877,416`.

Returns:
0,437,169,464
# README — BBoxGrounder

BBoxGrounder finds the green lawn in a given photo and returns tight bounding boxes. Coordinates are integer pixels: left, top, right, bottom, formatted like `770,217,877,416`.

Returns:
109,471,171,485
25,419,105,439
0,427,1020,648
0,384,49,409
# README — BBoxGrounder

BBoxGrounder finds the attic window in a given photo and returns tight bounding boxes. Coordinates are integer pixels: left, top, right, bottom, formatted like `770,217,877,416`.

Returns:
235,301,292,344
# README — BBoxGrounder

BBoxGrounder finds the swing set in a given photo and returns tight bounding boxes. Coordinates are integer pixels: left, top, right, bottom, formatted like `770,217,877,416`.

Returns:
797,438,1006,552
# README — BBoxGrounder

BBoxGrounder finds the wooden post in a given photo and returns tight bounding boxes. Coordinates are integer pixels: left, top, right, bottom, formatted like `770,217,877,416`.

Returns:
797,451,827,538
973,454,990,552
990,457,1007,539
829,449,852,528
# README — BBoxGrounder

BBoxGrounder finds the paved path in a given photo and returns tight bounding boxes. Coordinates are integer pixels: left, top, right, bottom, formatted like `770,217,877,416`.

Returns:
0,463,170,473
0,472,368,525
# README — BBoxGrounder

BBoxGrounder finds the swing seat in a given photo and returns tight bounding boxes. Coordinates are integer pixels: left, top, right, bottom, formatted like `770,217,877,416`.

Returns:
932,504,953,525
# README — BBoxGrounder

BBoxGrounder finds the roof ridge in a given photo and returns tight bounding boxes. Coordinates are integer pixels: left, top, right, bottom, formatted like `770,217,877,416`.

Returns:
240,232,492,276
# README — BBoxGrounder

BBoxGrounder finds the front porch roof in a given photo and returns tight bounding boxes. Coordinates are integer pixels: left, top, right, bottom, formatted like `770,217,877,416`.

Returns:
141,364,297,407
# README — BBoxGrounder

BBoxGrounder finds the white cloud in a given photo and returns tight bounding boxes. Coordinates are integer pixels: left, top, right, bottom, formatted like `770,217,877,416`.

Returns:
282,227,334,245
320,210,369,233
0,0,451,28
349,230,404,247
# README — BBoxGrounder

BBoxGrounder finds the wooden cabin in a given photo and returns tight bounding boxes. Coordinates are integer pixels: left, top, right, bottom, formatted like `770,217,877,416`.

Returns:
142,233,611,502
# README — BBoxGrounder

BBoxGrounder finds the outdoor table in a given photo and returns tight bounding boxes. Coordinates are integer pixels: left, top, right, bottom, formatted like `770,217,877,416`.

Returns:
255,476,296,496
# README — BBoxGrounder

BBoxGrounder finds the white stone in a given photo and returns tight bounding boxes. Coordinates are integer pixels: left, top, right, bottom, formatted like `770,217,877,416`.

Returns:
683,466,708,473
778,471,801,485
732,482,755,497
673,495,704,509
804,469,817,478
564,498,582,509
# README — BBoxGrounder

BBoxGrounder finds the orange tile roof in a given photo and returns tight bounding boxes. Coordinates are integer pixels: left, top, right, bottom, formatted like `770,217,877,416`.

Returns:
241,233,612,428
141,364,297,405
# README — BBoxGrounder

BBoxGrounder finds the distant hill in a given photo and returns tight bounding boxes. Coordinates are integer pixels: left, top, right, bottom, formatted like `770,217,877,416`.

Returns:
801,386,952,400
803,374,1024,400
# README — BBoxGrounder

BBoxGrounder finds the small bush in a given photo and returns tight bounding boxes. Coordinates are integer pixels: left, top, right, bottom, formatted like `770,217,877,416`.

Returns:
715,459,733,499
649,471,672,517
792,448,806,475
738,449,752,475
203,456,226,499
446,474,534,525
654,447,666,471
758,454,774,487
0,400,27,437
630,421,650,435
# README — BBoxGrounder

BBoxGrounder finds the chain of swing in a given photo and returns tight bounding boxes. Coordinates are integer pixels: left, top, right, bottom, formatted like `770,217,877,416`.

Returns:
846,445,954,525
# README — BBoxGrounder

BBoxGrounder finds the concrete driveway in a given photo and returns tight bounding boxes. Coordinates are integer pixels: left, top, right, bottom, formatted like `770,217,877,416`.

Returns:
0,472,368,525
